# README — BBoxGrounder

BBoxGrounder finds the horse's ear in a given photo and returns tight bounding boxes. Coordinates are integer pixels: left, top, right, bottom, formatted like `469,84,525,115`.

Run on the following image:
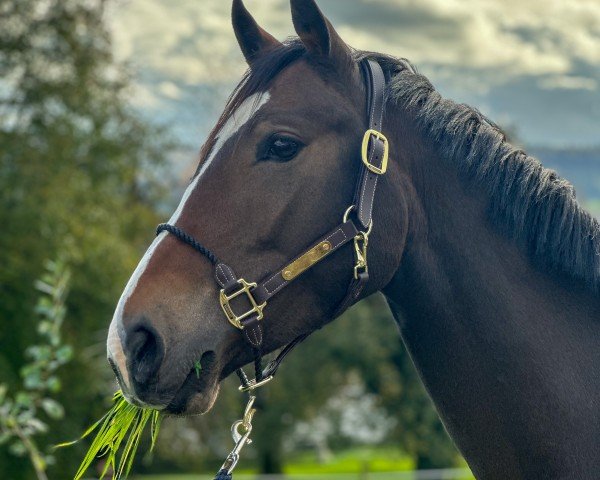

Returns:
290,0,353,67
232,0,281,64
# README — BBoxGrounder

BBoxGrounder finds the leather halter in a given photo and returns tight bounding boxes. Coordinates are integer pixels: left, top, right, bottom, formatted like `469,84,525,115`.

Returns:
157,59,388,391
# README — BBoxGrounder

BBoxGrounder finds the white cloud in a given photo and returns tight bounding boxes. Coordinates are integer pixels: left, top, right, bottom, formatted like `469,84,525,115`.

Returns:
108,0,289,84
538,75,598,91
158,81,182,100
342,0,599,79
109,0,600,86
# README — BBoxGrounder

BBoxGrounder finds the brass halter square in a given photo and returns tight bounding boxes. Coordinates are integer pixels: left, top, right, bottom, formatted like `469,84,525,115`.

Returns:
361,129,389,175
219,279,266,330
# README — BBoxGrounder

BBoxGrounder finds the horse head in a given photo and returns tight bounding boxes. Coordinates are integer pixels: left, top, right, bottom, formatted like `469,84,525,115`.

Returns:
107,0,408,415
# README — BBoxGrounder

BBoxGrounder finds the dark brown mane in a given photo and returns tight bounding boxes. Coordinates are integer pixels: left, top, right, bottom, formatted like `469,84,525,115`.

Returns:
374,55,600,294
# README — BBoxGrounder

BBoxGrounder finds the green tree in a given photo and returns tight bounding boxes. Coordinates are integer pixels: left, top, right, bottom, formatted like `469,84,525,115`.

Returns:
0,1,170,478
0,259,72,480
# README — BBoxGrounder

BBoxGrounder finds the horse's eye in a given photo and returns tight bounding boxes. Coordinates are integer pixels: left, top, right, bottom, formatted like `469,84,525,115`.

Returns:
263,135,302,162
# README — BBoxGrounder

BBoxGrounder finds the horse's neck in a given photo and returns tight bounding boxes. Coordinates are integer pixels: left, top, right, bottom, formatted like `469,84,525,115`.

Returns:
383,137,600,479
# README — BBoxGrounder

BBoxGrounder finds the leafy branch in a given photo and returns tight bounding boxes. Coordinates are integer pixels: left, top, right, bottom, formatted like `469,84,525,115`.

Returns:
0,259,73,480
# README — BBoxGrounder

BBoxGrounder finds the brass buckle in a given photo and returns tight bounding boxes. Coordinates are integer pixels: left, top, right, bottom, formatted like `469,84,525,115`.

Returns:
219,279,266,330
361,129,389,175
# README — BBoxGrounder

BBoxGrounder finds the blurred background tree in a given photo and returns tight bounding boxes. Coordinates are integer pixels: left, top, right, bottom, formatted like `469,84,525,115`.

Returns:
0,259,72,480
0,0,171,478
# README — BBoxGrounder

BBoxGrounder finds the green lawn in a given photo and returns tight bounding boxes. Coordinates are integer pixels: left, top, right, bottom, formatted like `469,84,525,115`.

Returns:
137,475,471,480
134,447,473,480
283,446,413,474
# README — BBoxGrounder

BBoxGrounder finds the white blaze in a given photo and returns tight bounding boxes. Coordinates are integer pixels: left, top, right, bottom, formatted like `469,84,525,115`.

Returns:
167,92,271,224
107,91,271,389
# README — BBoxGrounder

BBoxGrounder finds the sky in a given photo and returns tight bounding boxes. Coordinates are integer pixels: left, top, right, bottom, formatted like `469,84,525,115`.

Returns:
108,0,600,149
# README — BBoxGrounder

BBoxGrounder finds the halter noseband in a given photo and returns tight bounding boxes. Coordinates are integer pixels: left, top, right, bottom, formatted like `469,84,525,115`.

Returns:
156,58,388,391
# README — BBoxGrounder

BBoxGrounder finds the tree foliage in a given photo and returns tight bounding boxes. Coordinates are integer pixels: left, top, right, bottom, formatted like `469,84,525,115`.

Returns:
0,259,72,480
0,1,170,477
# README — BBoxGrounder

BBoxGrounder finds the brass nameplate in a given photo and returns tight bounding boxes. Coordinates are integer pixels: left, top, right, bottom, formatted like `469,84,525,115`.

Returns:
281,241,333,281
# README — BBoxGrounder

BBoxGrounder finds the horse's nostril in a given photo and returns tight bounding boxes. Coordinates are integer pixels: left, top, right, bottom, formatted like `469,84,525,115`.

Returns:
126,325,164,387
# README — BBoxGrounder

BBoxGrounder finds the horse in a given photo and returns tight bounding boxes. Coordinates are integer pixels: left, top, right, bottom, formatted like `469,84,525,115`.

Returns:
106,0,600,478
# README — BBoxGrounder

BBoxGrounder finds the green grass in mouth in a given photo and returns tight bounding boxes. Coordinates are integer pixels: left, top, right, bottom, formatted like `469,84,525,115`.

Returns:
57,390,162,480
